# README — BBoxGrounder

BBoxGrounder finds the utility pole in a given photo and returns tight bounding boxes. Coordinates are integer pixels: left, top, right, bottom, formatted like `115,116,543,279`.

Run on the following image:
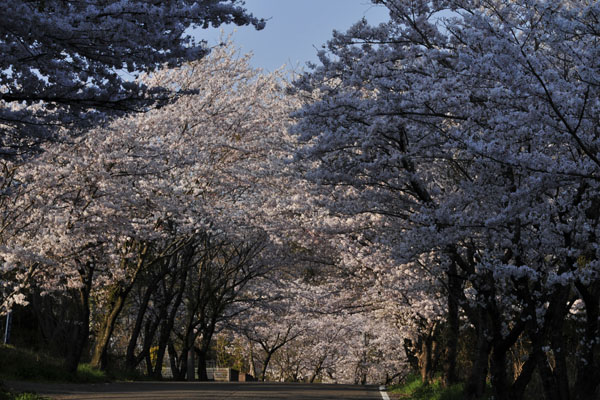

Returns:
4,310,12,344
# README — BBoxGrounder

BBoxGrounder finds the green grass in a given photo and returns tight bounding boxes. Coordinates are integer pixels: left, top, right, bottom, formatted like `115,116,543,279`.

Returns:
388,374,469,400
74,364,109,383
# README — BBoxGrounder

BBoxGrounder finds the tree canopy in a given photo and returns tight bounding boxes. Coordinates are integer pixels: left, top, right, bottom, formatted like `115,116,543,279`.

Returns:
0,0,264,158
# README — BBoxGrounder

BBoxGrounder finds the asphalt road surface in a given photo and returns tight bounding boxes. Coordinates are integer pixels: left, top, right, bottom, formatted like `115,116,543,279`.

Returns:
7,381,385,400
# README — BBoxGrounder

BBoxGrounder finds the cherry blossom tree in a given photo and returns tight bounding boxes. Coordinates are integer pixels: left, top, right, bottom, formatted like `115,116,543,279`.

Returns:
237,291,306,382
225,270,408,385
0,41,297,373
122,242,194,377
0,0,264,158
166,232,269,381
292,1,600,399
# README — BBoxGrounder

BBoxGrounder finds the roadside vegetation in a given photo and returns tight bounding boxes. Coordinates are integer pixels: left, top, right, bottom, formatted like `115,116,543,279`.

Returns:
0,345,110,400
388,375,487,400
0,389,49,400
0,344,108,383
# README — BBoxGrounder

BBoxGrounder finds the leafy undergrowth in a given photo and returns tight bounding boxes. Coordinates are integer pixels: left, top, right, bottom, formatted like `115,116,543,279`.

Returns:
0,344,107,383
0,392,50,400
388,374,486,400
74,364,110,383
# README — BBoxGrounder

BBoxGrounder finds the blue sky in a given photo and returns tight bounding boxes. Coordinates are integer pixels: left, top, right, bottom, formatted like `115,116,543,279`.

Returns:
199,0,390,72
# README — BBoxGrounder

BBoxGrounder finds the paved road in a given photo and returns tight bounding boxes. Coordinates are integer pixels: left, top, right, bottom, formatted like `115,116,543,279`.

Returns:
7,381,385,400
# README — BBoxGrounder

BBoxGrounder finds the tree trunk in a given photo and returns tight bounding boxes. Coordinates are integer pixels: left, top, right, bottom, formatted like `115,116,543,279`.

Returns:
65,295,90,373
90,244,147,370
443,261,460,386
538,355,564,400
195,319,217,381
187,347,195,381
509,348,540,400
168,339,185,380
249,342,257,379
90,287,128,370
64,301,88,372
418,337,432,384
535,284,572,400
309,357,325,383
403,338,419,372
573,283,600,400
489,310,529,400
418,324,437,384
64,264,94,373
197,348,208,381
490,346,509,400
465,312,491,400
145,346,154,376
261,350,274,382
151,298,184,378
125,272,162,373
151,266,189,379
551,334,570,400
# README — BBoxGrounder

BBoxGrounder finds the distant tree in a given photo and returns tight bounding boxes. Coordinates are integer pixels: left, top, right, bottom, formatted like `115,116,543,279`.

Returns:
0,0,264,158
236,287,305,382
167,233,267,381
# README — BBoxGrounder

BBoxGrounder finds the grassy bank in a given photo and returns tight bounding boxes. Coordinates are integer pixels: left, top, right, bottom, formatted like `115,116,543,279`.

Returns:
0,344,109,400
388,375,489,400
0,344,107,383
